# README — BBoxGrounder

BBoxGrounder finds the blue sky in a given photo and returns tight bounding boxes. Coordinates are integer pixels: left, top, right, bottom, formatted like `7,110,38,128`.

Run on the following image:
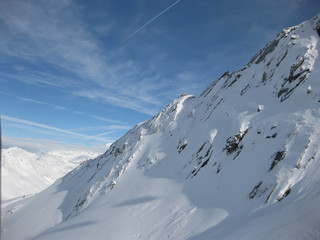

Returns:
0,0,319,152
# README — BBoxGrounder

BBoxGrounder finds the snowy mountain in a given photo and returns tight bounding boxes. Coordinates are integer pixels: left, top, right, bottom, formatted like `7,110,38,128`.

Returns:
1,147,51,202
1,147,99,202
2,14,320,240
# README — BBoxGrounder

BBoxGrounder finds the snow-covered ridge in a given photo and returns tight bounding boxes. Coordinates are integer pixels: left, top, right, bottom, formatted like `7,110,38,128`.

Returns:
2,14,320,240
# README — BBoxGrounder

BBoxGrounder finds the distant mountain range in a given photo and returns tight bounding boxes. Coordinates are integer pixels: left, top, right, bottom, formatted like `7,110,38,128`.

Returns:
2,14,320,240
1,147,98,202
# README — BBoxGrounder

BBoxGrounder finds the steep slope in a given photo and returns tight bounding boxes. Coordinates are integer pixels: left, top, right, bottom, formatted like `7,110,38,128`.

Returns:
2,14,320,240
1,147,51,201
1,147,99,203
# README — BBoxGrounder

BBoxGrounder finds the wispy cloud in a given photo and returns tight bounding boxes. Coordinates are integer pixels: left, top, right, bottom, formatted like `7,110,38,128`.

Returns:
2,136,109,153
75,89,159,116
0,0,117,99
87,114,126,125
93,132,116,138
0,72,66,88
2,115,113,143
0,91,129,126
19,96,126,124
0,0,194,117
20,97,66,110
68,125,132,135
0,0,107,83
0,0,153,115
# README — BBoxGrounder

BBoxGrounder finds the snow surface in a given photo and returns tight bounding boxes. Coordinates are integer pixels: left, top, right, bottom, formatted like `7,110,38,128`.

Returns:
1,147,99,203
2,14,320,240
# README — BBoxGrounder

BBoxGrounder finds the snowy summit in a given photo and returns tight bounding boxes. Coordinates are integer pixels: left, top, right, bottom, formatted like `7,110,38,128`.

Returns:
2,14,320,240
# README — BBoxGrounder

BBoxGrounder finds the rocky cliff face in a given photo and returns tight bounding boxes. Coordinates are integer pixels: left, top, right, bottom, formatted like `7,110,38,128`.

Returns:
2,14,320,240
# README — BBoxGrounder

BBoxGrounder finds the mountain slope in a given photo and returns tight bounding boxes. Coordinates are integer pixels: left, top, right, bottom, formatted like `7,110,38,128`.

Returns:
1,147,99,202
1,147,51,201
2,14,320,240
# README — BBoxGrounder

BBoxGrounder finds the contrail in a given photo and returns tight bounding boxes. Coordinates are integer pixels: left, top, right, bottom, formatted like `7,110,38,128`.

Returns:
114,0,183,48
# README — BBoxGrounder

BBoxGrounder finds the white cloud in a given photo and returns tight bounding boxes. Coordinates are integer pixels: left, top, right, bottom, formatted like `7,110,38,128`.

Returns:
20,97,48,105
69,125,133,135
0,0,199,117
2,136,108,153
88,115,127,125
0,0,110,89
0,0,158,115
18,96,126,125
2,115,113,143
75,90,159,116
